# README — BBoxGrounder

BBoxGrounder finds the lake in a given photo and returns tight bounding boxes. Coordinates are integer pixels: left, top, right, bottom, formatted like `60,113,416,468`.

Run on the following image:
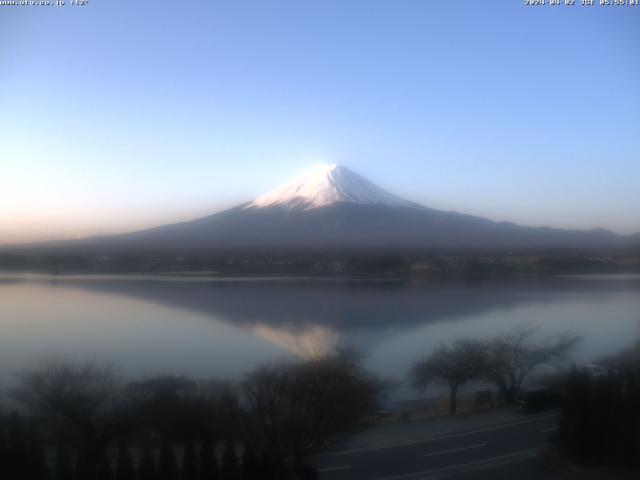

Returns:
1,272,639,398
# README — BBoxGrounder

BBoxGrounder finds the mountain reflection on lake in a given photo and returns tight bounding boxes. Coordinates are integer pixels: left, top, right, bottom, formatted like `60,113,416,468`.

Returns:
1,273,639,398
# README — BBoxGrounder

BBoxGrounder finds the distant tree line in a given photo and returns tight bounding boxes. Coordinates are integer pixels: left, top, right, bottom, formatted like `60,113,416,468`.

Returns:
0,350,379,480
1,249,638,277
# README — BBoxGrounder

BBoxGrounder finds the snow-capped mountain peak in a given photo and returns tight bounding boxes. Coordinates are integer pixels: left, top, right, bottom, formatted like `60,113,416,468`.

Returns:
245,164,419,211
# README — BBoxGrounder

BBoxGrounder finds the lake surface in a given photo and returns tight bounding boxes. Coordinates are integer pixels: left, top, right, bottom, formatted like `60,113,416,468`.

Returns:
1,272,639,398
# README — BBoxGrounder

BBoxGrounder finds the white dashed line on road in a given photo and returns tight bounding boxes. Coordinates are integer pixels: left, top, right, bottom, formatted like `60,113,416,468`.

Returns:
318,465,351,472
423,442,487,457
313,412,559,458
373,447,543,480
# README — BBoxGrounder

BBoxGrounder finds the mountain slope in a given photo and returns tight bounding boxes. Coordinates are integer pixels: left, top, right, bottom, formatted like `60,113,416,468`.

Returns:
6,164,638,252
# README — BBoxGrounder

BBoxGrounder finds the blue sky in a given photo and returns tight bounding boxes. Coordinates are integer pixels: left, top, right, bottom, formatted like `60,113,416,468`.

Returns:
1,0,639,242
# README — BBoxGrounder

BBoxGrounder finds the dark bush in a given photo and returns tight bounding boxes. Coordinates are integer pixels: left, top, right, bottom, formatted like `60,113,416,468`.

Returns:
198,437,219,480
54,445,74,480
7,413,30,479
558,365,640,468
98,452,114,480
28,429,50,480
157,441,179,480
221,440,240,480
259,451,279,480
138,444,157,480
115,443,135,480
0,422,7,479
182,440,197,480
517,389,563,413
240,444,261,480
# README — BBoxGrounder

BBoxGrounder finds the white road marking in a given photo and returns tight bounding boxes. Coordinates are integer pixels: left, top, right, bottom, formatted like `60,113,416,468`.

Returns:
318,465,351,472
434,412,560,441
423,442,487,458
313,411,560,458
542,426,557,433
373,447,543,480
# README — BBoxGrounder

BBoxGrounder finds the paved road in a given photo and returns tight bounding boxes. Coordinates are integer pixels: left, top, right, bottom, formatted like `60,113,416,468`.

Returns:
311,412,560,480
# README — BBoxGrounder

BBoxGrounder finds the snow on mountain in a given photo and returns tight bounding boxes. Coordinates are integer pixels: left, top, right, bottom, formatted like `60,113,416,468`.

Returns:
244,164,420,211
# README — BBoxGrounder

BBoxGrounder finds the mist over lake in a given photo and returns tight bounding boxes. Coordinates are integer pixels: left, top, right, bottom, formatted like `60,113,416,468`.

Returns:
1,273,638,398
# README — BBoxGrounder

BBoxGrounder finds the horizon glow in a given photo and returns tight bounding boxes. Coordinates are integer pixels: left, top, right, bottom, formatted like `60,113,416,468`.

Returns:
1,1,639,244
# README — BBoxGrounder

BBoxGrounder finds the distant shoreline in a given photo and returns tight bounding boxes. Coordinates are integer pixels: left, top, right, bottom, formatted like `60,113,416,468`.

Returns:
2,268,640,283
1,245,639,279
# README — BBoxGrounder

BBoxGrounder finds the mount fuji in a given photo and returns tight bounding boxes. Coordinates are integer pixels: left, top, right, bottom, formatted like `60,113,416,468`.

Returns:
244,164,420,211
16,164,638,252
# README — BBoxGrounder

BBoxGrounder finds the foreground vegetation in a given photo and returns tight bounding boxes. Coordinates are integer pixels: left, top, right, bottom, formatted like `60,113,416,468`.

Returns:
0,350,379,480
557,337,640,470
410,324,640,473
3,325,639,478
411,325,580,415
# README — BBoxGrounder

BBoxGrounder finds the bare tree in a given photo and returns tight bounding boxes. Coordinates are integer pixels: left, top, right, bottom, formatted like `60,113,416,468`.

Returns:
411,339,486,415
12,359,126,479
241,350,378,464
482,325,580,404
